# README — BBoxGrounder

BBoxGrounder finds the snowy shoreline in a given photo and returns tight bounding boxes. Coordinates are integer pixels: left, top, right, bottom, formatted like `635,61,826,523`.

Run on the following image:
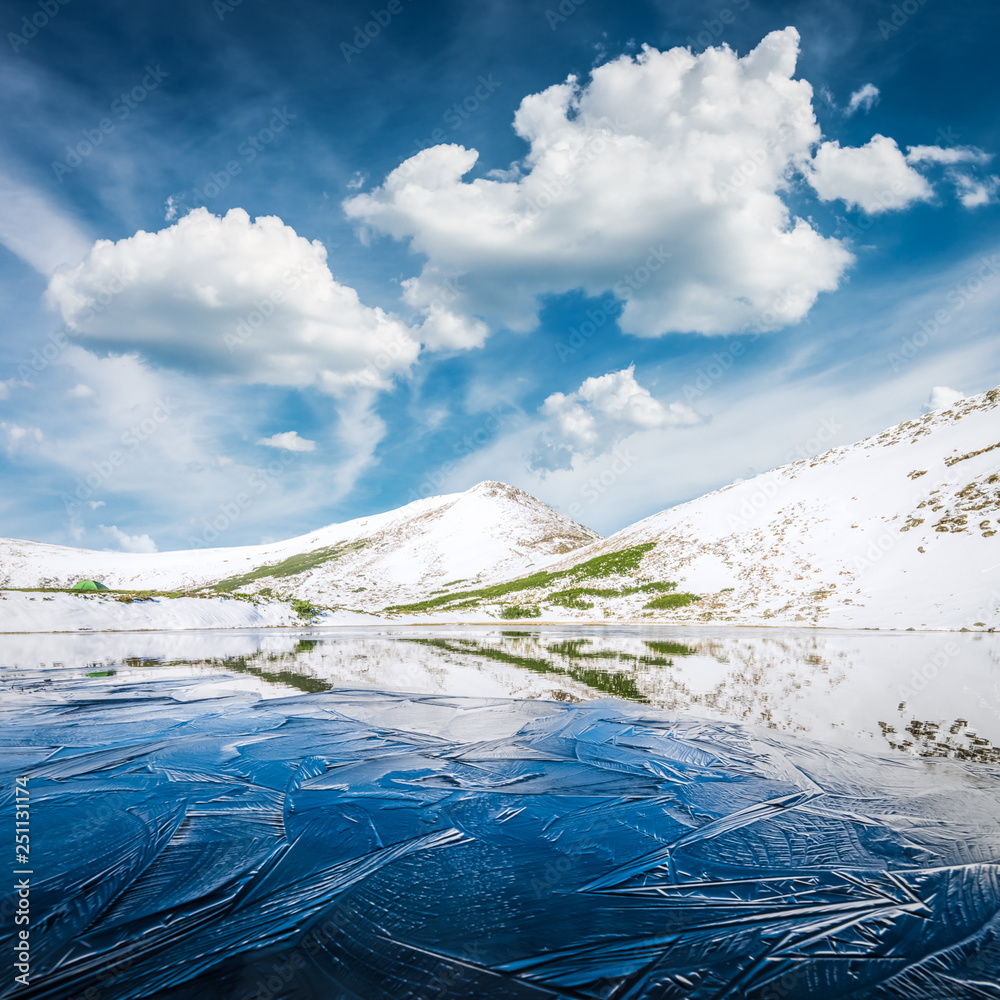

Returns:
0,590,993,634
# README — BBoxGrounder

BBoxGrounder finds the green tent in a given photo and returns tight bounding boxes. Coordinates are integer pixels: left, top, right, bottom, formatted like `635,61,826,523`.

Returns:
70,580,110,591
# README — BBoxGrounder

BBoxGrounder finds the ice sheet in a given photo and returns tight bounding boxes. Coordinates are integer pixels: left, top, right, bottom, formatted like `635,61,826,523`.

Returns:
2,673,999,999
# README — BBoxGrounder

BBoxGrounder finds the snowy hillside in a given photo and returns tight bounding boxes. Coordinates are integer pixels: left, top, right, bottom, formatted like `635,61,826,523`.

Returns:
0,481,599,611
2,390,998,633
494,385,999,630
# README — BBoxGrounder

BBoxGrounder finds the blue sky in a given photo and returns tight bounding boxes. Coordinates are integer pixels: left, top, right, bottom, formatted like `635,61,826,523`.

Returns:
1,0,998,551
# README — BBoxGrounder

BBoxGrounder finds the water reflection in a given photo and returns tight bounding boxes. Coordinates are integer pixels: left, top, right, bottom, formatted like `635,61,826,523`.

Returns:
2,625,999,761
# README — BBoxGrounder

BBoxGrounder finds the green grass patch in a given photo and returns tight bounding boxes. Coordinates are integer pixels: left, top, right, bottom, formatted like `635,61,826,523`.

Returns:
5,587,188,599
644,592,700,610
385,542,657,614
211,540,366,593
290,599,323,620
547,580,677,609
500,604,541,619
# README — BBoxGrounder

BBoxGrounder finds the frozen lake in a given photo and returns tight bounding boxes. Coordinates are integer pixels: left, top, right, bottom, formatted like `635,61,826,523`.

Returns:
4,624,1000,760
2,626,999,998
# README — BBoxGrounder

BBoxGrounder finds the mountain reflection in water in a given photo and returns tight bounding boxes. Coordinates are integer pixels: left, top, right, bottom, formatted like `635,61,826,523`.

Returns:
4,624,998,760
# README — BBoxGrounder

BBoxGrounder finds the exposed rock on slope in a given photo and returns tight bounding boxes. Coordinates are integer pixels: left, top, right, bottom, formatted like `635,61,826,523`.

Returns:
536,386,1000,629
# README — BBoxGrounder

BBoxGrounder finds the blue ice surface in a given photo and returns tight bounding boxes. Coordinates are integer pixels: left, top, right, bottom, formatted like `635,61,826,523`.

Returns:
1,677,999,1000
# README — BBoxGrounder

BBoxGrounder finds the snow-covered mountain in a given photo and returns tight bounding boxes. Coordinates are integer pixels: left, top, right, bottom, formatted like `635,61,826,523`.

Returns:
0,481,600,609
525,385,999,630
2,389,998,632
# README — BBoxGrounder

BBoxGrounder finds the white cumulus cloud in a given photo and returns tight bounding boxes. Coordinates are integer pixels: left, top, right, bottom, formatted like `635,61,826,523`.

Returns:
806,134,933,214
845,83,879,116
924,386,965,412
531,365,700,471
1,422,43,455
255,431,317,452
905,145,991,166
346,28,854,346
949,172,1000,208
44,208,421,395
904,145,998,208
100,525,158,553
